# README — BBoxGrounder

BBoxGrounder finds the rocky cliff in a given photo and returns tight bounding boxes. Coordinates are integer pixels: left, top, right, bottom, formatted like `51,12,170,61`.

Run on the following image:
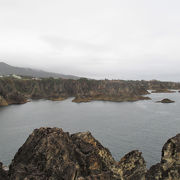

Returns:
146,134,180,180
0,77,150,106
1,77,180,106
139,80,180,90
1,127,179,180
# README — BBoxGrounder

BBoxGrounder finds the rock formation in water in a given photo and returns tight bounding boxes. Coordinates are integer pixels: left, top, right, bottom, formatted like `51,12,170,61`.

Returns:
1,77,180,106
139,80,180,90
151,89,176,93
0,96,8,106
157,98,175,103
0,77,150,106
0,127,179,180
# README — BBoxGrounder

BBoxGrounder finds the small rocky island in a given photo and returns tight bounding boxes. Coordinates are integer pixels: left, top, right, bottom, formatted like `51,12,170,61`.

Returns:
0,127,179,180
157,98,175,103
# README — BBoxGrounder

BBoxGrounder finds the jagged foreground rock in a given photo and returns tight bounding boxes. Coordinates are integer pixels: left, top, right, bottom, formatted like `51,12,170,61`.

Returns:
1,128,179,180
146,134,180,180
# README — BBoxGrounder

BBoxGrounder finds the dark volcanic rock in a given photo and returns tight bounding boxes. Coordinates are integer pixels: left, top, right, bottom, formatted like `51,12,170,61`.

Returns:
146,134,180,180
157,98,175,103
1,128,180,180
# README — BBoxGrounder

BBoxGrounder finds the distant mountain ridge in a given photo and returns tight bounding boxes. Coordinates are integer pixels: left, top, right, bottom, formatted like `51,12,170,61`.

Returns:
0,62,79,79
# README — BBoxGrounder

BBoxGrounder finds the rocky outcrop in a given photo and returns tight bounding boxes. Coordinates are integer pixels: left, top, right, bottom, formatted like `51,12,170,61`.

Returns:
140,80,180,90
0,95,8,106
7,128,147,180
72,95,150,103
5,92,27,105
1,77,180,106
8,128,117,180
118,150,147,180
146,134,180,180
157,98,175,103
151,89,176,93
0,128,179,180
0,93,27,106
0,77,150,106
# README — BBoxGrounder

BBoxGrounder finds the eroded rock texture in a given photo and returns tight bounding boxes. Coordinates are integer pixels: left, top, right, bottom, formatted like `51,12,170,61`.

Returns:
0,128,179,180
1,77,180,106
7,128,147,180
118,150,147,180
0,77,151,106
146,134,180,180
8,128,115,180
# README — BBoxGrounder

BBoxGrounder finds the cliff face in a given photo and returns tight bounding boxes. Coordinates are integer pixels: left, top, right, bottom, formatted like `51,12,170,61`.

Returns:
1,77,180,106
139,80,180,90
1,127,179,180
0,78,150,106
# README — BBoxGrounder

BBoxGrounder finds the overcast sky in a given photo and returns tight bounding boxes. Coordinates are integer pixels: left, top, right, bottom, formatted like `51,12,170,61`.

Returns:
0,0,180,80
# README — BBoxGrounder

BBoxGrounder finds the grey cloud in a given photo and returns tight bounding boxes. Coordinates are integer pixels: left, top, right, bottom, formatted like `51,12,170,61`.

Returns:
41,36,111,53
0,0,180,81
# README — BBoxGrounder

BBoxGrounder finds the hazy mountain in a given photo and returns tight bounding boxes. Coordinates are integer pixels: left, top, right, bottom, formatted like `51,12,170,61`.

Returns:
0,62,79,79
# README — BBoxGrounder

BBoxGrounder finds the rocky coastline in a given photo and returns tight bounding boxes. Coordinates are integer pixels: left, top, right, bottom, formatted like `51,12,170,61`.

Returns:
0,77,150,106
72,95,150,103
1,77,180,107
0,127,179,180
151,89,176,93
